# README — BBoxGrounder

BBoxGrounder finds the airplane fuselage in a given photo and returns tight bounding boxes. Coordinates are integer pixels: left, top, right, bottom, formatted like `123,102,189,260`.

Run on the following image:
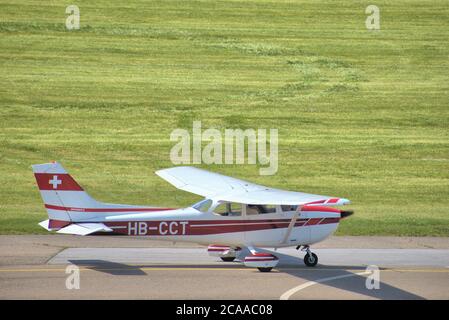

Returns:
50,206,341,248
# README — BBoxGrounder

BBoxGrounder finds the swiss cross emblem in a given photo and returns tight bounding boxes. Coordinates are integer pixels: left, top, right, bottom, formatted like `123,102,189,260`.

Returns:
49,175,62,189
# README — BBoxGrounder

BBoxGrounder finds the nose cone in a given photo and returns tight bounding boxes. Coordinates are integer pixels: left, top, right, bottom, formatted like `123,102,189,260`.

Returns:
338,198,351,205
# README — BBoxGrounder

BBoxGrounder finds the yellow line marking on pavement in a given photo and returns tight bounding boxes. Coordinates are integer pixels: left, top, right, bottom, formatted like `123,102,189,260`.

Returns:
281,268,449,273
0,267,249,272
0,266,448,273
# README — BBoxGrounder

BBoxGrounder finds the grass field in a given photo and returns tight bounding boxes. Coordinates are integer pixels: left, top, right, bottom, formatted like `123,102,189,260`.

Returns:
0,0,448,235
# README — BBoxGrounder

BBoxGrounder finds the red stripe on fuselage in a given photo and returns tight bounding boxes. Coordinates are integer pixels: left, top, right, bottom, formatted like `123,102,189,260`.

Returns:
47,218,340,235
319,217,340,224
302,206,340,213
305,218,322,226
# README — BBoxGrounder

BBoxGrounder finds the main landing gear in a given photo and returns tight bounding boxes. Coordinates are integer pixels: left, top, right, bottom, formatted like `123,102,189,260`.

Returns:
207,245,241,262
297,245,318,267
220,257,236,262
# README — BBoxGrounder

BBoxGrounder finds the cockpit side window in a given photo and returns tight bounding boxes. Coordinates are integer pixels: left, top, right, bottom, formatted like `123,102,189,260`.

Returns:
246,204,277,215
246,205,259,215
281,205,298,212
213,202,242,217
230,203,242,216
263,205,277,213
214,203,228,216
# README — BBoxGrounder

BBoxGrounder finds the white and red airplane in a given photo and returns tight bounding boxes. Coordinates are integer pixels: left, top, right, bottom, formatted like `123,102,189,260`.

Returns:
33,162,352,272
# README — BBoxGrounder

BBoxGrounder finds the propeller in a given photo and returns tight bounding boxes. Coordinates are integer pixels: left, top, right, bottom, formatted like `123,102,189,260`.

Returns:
340,210,354,219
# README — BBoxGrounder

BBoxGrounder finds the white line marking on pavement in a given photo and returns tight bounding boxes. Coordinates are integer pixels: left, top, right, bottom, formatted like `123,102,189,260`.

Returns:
280,271,371,300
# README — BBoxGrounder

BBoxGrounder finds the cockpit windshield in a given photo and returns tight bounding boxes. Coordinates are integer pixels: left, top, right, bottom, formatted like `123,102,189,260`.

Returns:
193,199,213,213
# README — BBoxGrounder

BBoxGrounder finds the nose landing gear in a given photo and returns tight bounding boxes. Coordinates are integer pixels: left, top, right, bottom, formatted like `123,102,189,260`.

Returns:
297,245,318,267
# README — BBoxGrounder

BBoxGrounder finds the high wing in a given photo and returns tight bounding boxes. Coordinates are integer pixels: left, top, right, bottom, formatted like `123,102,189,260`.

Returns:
155,166,350,206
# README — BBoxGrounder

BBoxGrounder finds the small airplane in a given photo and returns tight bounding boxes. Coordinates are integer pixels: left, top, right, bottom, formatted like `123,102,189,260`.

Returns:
33,162,353,272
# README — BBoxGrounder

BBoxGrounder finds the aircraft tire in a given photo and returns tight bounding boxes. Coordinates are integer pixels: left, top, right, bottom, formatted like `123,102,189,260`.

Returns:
221,257,236,262
304,253,318,267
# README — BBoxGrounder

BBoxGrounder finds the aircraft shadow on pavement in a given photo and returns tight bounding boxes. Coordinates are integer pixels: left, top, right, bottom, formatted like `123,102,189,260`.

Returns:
68,259,147,276
67,259,245,276
261,250,424,300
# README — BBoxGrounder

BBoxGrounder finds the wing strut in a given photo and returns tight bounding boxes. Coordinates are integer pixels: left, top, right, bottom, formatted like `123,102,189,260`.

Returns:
281,206,302,244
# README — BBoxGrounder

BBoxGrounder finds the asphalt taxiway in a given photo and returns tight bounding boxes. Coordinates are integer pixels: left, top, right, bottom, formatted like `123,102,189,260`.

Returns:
1,235,448,299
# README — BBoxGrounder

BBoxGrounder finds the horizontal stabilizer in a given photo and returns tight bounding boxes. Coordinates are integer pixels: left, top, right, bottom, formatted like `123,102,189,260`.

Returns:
56,223,113,236
38,219,52,231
